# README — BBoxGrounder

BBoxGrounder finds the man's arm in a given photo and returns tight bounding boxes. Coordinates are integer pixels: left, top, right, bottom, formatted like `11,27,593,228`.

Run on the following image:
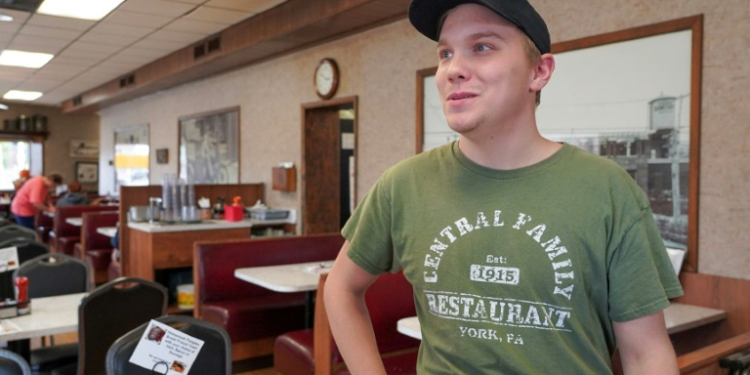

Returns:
613,310,679,375
324,241,386,375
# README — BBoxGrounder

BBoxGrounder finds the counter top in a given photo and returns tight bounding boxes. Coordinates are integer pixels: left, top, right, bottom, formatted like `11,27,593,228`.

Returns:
127,218,290,233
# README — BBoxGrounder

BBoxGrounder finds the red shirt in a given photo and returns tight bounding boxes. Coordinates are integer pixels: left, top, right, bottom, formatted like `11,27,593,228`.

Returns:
11,176,49,217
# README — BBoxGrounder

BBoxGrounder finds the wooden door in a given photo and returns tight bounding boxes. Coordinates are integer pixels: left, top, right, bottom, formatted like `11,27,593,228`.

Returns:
302,97,357,235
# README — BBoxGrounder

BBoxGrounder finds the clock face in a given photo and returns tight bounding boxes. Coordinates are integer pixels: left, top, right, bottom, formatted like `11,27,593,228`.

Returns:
315,58,338,99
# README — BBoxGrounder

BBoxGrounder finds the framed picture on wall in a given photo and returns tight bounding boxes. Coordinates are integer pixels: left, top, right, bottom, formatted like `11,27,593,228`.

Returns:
178,107,240,184
76,162,99,183
69,140,99,158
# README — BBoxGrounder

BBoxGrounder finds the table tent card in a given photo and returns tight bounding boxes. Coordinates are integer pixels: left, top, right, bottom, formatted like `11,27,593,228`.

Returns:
129,319,204,374
0,247,20,301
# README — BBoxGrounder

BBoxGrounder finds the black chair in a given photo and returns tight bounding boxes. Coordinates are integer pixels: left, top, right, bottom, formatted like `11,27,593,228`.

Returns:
0,238,49,265
0,226,37,244
13,253,88,299
0,349,31,375
105,315,232,375
62,277,167,375
12,254,89,373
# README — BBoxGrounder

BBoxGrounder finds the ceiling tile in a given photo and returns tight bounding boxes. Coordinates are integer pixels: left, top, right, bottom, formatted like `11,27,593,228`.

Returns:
0,22,22,37
16,25,83,40
27,14,96,31
0,8,32,23
163,18,225,35
57,48,111,62
184,6,252,25
131,38,187,52
15,80,63,92
78,32,141,47
170,0,206,4
33,93,67,105
8,35,70,54
117,47,167,59
105,9,172,29
148,29,204,44
119,0,197,18
88,23,154,39
206,0,286,13
67,41,125,55
0,67,33,81
49,55,98,67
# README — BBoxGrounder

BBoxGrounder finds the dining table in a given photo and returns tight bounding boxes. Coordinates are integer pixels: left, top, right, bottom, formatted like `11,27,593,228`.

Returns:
1,292,86,361
396,302,727,340
234,260,334,328
96,226,118,238
65,217,82,227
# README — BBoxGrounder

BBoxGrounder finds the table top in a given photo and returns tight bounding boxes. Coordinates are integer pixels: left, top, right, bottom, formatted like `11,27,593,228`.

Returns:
397,302,726,340
97,226,118,238
65,217,82,226
234,260,334,293
0,293,86,341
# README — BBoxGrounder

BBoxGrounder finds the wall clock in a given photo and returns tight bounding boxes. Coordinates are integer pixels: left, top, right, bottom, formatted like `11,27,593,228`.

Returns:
314,58,339,100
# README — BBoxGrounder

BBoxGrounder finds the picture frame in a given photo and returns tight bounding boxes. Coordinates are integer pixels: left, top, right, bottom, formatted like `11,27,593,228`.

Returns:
69,139,99,158
76,162,99,184
178,107,240,184
156,148,168,164
416,16,703,272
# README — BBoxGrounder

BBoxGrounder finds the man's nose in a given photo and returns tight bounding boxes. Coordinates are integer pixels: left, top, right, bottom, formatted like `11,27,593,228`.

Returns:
446,53,470,82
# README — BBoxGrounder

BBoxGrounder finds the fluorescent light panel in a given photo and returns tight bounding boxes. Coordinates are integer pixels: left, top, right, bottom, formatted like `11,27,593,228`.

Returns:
0,50,54,68
37,0,125,21
3,90,43,101
0,13,13,22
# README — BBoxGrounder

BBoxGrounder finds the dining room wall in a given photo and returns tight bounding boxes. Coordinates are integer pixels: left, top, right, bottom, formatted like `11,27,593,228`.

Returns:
98,0,750,280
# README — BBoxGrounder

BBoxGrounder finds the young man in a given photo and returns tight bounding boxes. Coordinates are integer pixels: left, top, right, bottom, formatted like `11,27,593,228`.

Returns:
324,1,683,374
10,173,62,229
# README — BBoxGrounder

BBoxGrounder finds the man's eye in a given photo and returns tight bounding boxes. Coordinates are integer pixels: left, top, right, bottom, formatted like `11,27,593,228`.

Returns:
439,50,453,59
476,44,490,52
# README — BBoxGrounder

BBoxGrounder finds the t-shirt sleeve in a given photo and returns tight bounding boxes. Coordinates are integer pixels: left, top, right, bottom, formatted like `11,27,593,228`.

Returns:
607,207,684,322
341,174,398,275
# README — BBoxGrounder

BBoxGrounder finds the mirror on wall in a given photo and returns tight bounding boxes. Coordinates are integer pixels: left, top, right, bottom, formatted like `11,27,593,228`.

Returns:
114,124,150,194
416,16,703,272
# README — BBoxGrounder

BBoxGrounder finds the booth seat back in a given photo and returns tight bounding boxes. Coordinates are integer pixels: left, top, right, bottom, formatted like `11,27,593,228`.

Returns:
194,233,344,305
33,210,53,245
53,205,117,239
51,205,118,254
81,211,118,250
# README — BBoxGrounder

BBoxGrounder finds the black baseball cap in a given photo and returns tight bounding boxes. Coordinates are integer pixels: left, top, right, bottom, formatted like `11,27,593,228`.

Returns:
408,0,551,55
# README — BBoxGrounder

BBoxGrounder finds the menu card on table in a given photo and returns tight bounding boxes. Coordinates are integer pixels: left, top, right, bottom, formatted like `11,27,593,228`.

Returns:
129,320,204,374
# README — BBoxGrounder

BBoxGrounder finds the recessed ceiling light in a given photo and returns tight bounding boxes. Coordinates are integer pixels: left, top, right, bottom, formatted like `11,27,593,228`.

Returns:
37,0,125,21
0,50,54,68
3,90,43,101
0,103,8,110
0,14,13,22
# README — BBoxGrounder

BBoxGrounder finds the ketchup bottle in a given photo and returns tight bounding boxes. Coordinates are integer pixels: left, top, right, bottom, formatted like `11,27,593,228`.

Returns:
14,277,30,315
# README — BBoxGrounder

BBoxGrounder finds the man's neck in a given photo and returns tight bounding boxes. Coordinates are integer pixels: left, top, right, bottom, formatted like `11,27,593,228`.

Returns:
457,116,561,170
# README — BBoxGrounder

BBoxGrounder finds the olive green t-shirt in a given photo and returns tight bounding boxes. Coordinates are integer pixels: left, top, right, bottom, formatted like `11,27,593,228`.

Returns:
342,142,683,374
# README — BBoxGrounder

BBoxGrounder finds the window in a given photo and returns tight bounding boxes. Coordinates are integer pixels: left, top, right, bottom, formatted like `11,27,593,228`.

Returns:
0,138,43,191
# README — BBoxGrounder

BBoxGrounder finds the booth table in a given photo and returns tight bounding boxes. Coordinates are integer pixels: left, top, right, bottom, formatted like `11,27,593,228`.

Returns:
65,217,82,226
234,260,334,327
96,226,118,238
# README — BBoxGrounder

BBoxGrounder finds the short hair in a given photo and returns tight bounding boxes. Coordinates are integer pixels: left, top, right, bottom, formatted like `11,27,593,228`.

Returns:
67,181,82,192
47,173,63,185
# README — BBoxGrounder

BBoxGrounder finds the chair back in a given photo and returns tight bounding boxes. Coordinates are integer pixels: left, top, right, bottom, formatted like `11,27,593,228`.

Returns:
33,210,52,245
0,226,37,243
78,277,167,375
105,315,232,375
0,239,49,265
13,253,88,298
0,349,31,375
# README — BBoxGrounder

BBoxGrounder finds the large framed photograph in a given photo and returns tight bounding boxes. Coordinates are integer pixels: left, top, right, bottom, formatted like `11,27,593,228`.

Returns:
416,16,702,272
76,162,99,183
178,107,240,184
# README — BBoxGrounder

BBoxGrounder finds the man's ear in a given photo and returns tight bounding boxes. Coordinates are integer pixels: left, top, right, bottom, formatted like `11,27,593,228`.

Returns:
530,53,555,92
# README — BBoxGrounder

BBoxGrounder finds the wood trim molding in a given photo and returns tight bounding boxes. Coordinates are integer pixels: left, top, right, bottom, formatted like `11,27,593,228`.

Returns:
61,0,410,114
